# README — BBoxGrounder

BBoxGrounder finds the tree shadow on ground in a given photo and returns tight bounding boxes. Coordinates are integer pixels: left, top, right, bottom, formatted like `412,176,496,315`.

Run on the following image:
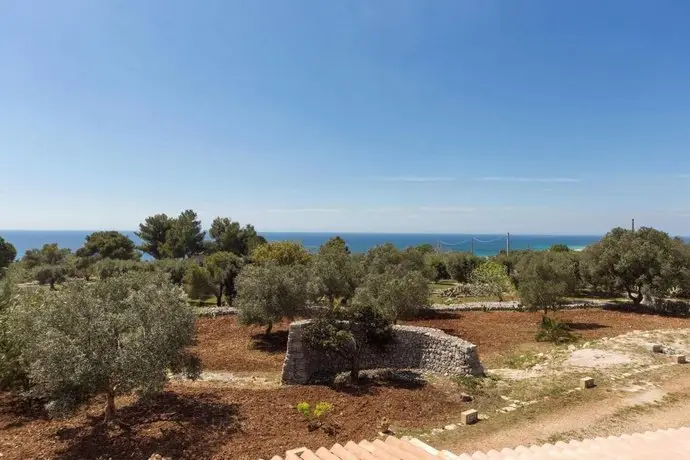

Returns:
565,322,610,331
414,310,463,321
250,331,289,353
602,301,690,318
55,392,241,460
331,370,427,396
0,393,51,429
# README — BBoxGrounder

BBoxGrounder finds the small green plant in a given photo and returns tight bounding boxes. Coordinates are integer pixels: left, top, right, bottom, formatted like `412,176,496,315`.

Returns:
295,401,334,432
313,402,332,418
296,401,311,419
535,315,576,344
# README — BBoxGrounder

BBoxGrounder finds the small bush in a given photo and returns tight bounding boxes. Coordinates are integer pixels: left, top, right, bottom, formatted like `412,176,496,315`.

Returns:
295,401,334,433
313,402,332,418
295,401,332,420
535,315,576,344
296,402,311,419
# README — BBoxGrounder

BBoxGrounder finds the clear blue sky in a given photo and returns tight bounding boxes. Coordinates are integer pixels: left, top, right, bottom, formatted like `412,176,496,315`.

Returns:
2,0,690,234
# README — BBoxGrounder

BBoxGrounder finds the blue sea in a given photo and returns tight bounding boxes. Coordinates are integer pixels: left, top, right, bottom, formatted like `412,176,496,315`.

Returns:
1,230,604,259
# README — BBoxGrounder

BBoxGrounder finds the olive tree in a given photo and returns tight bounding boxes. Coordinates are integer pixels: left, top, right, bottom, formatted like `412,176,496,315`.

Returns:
235,262,308,334
21,243,71,290
7,271,200,421
0,267,24,389
580,227,687,304
184,252,243,306
470,260,514,301
304,304,394,384
151,258,191,285
320,236,350,255
424,252,449,281
445,252,482,283
94,259,145,279
350,268,430,322
250,241,311,266
307,238,361,306
516,251,579,314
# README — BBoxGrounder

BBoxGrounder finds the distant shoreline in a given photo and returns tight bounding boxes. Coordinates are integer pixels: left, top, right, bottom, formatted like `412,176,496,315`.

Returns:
2,229,687,258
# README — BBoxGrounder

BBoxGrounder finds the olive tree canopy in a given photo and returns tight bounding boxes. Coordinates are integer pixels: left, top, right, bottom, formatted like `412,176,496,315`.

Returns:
7,271,200,420
235,262,308,334
184,251,243,306
21,243,71,290
580,227,687,304
516,251,580,314
250,241,311,266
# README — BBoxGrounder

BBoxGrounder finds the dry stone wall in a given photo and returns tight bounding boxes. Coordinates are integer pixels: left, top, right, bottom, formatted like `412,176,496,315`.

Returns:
281,320,484,384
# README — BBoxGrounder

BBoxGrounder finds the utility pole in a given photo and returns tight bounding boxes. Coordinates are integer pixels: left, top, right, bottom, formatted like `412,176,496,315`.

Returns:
506,232,510,255
632,218,635,232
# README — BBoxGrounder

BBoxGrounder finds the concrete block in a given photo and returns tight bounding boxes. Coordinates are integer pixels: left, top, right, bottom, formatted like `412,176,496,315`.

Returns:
647,343,663,353
580,377,595,389
673,355,686,364
461,409,479,425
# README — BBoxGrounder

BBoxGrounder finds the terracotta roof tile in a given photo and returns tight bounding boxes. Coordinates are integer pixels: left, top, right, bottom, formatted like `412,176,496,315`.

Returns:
267,426,690,459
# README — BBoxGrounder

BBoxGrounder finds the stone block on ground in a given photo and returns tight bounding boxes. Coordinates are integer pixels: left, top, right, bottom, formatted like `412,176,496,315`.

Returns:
647,343,663,353
673,355,687,364
580,377,595,389
461,409,479,425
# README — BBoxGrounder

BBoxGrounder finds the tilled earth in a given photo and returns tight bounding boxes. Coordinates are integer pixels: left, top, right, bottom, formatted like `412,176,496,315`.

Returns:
2,310,690,459
0,380,470,460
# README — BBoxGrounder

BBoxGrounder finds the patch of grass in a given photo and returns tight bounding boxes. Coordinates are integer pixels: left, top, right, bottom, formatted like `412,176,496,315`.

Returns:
452,374,501,396
187,297,219,307
503,351,547,370
429,280,456,290
540,430,580,445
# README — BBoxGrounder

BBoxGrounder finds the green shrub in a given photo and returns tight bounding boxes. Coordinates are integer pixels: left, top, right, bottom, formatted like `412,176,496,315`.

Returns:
535,315,576,344
313,402,332,418
295,401,333,432
296,401,311,419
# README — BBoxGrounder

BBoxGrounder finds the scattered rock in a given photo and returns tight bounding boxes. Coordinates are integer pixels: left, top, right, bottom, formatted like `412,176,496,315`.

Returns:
444,424,458,431
377,417,390,433
646,343,663,353
460,392,473,402
431,428,444,435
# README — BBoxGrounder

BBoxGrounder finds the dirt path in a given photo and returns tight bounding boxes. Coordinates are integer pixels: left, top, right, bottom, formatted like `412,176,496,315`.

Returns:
436,364,690,455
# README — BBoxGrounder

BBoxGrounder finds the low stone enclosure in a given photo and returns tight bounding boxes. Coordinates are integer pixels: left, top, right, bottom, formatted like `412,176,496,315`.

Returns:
281,320,484,384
